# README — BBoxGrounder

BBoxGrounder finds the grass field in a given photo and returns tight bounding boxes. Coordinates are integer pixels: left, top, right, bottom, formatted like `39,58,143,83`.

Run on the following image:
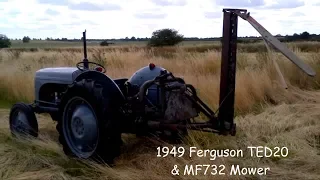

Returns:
0,41,320,179
9,40,221,48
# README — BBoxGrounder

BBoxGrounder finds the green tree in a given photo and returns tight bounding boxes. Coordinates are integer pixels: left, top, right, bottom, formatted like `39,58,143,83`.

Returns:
22,36,31,43
0,34,11,48
300,31,310,40
147,28,184,47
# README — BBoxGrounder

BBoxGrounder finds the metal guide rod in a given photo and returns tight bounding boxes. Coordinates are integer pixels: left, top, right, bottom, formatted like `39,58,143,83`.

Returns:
234,11,316,77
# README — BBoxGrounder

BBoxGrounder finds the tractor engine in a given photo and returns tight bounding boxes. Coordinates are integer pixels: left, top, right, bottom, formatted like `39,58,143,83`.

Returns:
126,63,199,130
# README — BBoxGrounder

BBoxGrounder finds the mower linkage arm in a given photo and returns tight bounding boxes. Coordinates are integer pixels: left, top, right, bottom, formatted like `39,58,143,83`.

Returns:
133,72,227,134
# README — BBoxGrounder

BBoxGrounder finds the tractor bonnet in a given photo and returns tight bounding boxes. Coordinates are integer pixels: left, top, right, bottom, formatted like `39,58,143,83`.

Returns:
127,63,166,86
127,63,167,105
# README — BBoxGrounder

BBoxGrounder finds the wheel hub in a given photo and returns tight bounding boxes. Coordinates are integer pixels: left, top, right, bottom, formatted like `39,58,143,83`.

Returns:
71,117,85,138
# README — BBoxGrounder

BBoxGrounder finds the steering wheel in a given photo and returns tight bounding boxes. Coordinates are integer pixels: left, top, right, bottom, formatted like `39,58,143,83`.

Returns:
76,61,106,73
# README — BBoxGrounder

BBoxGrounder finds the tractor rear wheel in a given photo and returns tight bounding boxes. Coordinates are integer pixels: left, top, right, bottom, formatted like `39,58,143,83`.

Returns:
9,103,38,138
57,79,122,164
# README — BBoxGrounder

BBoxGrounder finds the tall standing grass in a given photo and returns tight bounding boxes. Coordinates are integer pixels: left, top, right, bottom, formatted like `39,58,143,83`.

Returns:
0,45,320,114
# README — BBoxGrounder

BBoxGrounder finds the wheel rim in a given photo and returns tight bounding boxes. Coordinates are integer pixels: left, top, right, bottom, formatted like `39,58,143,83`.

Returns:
10,110,34,136
63,97,99,158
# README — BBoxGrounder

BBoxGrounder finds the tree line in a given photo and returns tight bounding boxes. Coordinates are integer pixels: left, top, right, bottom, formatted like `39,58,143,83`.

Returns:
1,29,320,48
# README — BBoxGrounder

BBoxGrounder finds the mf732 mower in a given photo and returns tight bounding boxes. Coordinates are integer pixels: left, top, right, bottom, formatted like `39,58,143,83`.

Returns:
9,9,316,163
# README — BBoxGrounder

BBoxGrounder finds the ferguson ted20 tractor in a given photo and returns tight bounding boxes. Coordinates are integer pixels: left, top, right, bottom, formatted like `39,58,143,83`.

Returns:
9,9,316,163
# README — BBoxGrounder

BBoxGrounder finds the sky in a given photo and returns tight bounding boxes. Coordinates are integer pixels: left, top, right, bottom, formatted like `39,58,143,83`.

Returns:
0,0,320,39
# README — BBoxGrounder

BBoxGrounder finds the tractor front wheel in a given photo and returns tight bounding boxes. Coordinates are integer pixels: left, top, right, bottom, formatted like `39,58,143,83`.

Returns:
9,103,38,138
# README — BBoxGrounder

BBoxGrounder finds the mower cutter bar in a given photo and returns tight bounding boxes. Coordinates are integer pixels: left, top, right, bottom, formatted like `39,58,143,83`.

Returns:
147,120,220,133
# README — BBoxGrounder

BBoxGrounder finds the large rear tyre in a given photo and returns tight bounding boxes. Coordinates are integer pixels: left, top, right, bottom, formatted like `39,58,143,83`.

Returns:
9,103,38,138
57,79,122,164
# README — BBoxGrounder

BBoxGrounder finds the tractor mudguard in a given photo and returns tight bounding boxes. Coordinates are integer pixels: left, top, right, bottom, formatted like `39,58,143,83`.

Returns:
74,71,126,103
